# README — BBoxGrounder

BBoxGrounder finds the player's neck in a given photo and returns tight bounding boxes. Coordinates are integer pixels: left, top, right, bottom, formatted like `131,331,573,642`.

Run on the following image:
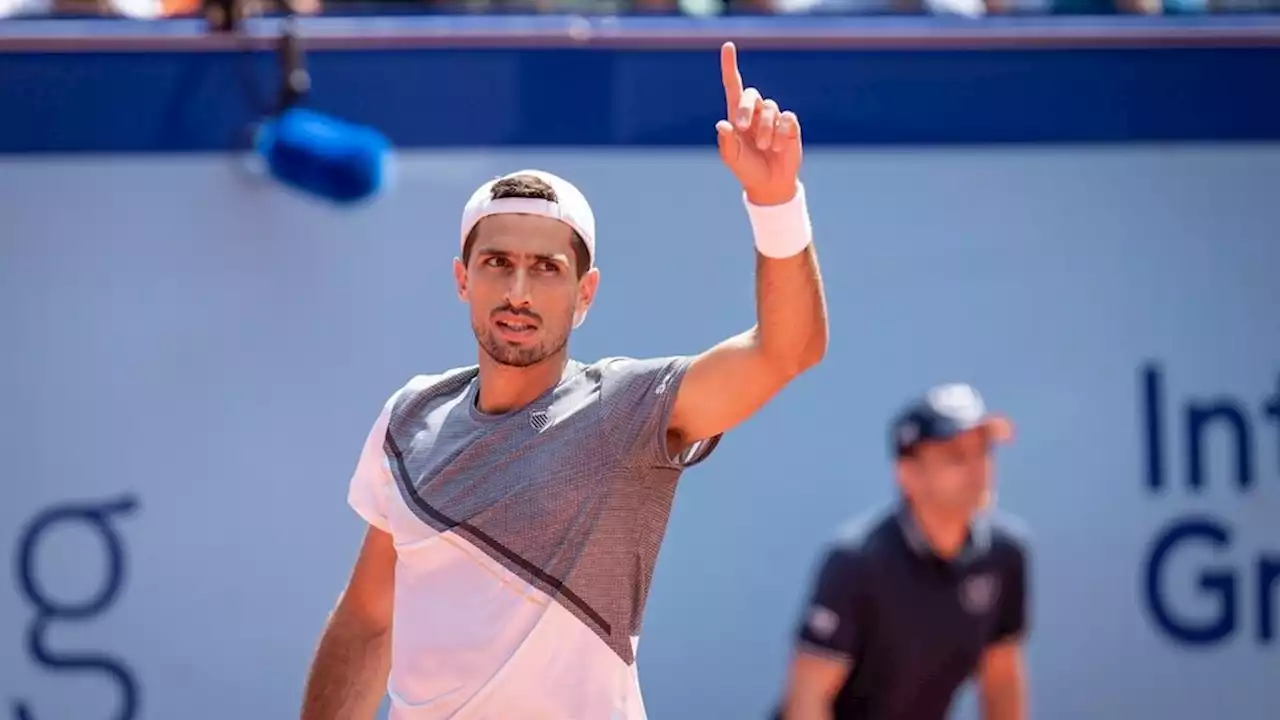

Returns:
475,351,569,415
908,504,970,560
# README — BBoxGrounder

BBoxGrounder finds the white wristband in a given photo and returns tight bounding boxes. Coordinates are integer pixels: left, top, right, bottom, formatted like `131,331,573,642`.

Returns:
744,182,813,259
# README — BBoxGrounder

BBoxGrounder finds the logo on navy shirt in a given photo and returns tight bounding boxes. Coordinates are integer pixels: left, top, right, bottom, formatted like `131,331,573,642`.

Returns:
959,572,1001,615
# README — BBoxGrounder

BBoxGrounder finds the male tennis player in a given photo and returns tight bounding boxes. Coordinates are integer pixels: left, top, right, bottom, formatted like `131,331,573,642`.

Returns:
300,42,827,720
779,383,1029,720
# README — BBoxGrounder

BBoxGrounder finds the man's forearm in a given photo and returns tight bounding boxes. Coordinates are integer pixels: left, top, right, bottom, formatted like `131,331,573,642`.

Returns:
755,242,826,373
747,186,826,377
784,693,835,720
301,616,390,720
980,687,1026,720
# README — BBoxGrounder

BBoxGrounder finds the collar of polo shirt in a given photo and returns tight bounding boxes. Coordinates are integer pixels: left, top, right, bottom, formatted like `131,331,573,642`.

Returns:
895,504,992,565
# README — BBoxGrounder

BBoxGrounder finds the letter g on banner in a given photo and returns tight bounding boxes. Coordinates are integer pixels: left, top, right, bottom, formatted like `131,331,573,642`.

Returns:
11,494,141,720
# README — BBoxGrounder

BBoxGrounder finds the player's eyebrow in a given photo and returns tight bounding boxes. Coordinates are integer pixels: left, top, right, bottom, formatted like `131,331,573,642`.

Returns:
475,247,569,265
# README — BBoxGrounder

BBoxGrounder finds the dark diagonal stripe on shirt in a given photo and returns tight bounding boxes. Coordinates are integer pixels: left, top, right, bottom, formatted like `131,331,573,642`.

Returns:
385,432,612,637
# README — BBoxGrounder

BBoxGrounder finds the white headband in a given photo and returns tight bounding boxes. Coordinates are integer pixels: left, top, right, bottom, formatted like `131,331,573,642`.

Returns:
459,169,597,268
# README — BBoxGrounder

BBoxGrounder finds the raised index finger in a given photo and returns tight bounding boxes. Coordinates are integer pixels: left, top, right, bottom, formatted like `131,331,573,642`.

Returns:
720,41,743,118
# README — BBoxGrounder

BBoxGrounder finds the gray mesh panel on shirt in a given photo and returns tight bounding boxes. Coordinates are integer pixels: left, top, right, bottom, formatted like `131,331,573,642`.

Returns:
382,357,717,664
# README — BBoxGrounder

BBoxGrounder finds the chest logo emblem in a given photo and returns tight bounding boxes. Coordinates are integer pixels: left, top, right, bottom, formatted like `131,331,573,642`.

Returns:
960,572,1001,615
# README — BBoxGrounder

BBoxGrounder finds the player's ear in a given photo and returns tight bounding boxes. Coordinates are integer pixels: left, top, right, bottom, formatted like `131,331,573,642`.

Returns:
453,257,469,302
572,267,600,329
894,457,915,498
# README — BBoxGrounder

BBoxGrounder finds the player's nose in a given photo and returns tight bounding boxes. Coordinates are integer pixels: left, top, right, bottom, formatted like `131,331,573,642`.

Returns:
503,270,534,307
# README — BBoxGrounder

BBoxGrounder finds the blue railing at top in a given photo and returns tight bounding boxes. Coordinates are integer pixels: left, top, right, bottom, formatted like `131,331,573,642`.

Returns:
1,14,1279,152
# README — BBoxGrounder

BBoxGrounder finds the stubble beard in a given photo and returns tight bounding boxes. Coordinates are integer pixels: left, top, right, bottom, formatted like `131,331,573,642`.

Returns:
474,325,570,369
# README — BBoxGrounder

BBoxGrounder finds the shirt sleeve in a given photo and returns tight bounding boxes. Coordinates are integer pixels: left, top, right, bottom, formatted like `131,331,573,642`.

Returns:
990,542,1029,645
795,547,865,663
345,390,400,533
599,355,720,469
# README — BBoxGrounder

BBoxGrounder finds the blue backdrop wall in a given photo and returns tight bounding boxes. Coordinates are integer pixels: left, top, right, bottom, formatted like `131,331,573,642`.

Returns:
2,15,1278,720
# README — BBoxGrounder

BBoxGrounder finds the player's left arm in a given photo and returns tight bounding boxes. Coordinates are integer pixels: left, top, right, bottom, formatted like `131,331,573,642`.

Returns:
668,42,829,450
978,542,1030,720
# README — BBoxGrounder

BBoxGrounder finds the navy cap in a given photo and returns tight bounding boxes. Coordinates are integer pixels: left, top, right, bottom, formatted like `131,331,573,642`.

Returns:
891,383,1013,458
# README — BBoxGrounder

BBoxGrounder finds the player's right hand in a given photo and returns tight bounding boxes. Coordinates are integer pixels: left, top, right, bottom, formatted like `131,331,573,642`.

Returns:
715,41,804,207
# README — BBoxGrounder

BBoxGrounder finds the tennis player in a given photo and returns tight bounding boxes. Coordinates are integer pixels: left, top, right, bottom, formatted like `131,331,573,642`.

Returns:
779,383,1029,720
300,41,828,720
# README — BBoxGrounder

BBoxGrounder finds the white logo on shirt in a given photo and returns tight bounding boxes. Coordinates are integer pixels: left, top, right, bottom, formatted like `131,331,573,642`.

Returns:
806,605,840,640
959,572,1001,615
529,410,550,431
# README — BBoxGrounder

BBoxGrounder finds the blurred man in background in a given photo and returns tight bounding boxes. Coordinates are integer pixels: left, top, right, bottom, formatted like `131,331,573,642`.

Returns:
779,383,1029,720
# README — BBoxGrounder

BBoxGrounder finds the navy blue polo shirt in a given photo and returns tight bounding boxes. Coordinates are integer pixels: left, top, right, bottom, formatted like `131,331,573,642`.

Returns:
788,506,1029,720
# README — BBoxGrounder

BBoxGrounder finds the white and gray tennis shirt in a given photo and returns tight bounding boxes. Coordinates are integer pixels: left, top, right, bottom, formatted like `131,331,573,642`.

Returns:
347,356,720,719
